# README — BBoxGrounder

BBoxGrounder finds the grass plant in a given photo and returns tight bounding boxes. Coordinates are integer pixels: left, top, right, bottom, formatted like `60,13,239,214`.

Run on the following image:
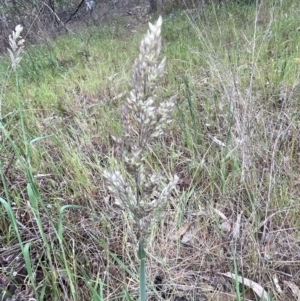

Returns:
1,0,300,300
103,16,178,301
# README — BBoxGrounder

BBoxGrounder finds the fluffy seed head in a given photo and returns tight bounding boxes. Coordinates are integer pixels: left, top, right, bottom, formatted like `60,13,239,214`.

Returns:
104,16,178,237
8,25,25,71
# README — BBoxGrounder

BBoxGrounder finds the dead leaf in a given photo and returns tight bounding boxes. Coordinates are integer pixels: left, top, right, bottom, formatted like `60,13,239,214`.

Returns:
179,222,193,238
220,272,269,301
214,208,228,221
220,221,231,233
181,230,194,245
273,274,283,294
214,209,231,233
180,225,200,245
172,222,194,243
232,211,243,240
284,281,300,300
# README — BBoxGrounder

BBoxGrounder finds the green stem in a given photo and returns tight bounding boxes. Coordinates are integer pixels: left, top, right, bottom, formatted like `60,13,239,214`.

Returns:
138,238,146,301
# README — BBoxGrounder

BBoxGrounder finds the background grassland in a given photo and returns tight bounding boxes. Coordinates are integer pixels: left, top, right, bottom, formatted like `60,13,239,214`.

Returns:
1,0,300,300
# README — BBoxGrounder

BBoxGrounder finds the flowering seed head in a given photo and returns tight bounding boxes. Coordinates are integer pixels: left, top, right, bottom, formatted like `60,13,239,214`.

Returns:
104,16,178,238
8,25,25,71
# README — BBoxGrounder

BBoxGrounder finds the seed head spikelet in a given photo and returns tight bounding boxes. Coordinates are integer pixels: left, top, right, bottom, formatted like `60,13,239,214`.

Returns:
8,25,25,71
104,16,178,238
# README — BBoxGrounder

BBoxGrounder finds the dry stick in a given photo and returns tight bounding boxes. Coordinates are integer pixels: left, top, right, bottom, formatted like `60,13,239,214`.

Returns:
43,2,73,33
